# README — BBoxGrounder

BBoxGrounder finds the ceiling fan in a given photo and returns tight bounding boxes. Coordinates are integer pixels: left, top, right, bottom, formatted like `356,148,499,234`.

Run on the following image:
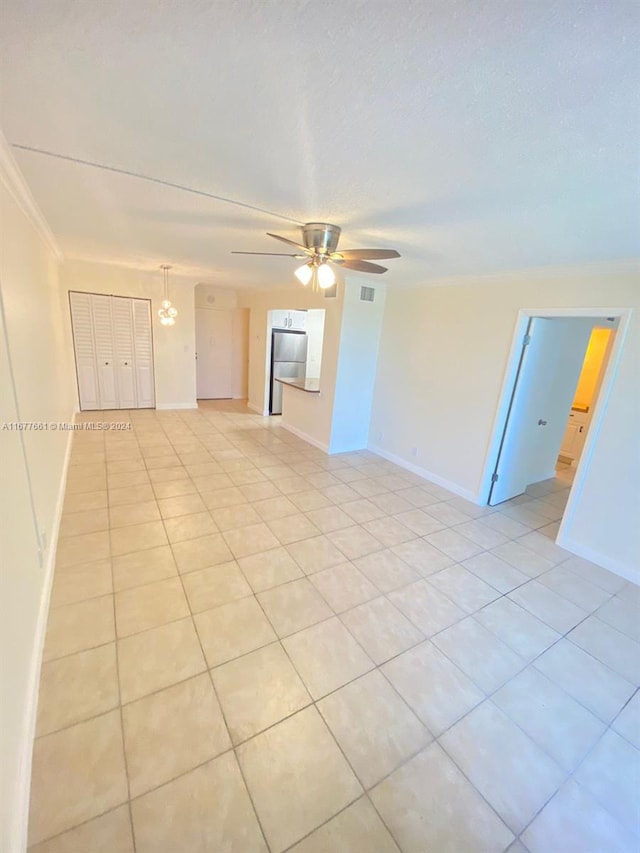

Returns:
232,222,400,289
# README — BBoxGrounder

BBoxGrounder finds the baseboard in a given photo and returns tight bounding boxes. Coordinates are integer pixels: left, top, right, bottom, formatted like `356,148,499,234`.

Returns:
556,533,640,586
247,402,268,416
155,402,198,410
368,444,480,503
557,453,574,465
280,421,330,454
13,425,74,852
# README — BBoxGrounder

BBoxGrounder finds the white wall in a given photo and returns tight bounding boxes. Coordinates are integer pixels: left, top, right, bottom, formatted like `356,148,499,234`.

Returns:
194,283,238,310
0,141,76,852
305,309,326,380
230,308,249,399
62,260,197,409
369,261,640,578
330,280,387,454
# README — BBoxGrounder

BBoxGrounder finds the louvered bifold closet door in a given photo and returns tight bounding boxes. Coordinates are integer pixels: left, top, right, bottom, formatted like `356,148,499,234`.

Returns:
132,299,155,408
69,291,100,410
90,294,119,410
111,297,137,408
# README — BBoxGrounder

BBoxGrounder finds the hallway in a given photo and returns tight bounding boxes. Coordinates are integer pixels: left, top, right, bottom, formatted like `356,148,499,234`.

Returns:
29,403,639,852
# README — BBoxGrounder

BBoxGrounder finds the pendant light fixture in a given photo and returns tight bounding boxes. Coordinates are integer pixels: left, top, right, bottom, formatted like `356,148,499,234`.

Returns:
158,264,178,326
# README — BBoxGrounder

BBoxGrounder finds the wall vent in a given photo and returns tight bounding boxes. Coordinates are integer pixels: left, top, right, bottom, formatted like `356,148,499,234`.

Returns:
360,286,375,303
323,283,338,299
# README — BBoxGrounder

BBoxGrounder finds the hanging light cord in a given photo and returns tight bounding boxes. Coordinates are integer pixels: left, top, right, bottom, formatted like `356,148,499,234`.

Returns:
11,143,304,225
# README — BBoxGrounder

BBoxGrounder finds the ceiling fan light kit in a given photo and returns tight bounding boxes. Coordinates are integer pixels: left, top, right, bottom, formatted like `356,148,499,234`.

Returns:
294,263,314,286
232,222,400,289
316,262,336,289
158,264,178,326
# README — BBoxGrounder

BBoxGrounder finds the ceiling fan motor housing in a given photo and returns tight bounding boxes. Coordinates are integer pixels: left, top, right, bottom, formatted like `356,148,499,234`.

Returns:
302,223,341,255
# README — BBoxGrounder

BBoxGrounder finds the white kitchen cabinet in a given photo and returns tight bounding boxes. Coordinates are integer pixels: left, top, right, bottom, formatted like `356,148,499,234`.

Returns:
270,310,289,329
69,291,155,410
270,309,306,330
289,310,307,330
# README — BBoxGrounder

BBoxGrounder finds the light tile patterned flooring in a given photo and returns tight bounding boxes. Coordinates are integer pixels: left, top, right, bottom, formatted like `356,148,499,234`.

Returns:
29,402,640,852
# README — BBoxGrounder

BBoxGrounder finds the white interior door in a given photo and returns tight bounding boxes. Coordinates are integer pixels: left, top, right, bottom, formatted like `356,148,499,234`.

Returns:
132,299,155,408
489,317,594,505
91,294,118,410
69,292,100,410
112,297,137,409
196,309,233,398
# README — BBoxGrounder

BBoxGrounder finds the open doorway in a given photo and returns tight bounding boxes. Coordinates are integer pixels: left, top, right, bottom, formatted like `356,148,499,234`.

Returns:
557,325,616,470
481,308,630,546
263,308,326,415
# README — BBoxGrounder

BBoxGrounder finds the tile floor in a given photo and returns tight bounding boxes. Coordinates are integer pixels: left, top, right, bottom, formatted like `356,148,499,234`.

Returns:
28,402,640,852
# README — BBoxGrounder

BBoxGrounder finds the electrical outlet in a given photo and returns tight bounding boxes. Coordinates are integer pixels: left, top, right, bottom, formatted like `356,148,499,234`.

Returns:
377,431,383,441
411,447,419,458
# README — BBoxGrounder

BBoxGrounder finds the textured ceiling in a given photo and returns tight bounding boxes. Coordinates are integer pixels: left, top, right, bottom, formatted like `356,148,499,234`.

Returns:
1,0,638,289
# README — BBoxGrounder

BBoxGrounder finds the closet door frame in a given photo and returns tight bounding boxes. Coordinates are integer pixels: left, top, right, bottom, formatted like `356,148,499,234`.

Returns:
68,290,157,411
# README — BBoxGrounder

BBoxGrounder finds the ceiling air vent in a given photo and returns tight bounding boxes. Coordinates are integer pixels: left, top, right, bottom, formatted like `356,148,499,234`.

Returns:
360,285,375,303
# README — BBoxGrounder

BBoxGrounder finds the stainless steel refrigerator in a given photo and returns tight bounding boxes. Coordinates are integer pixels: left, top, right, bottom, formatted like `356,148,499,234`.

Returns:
270,330,308,415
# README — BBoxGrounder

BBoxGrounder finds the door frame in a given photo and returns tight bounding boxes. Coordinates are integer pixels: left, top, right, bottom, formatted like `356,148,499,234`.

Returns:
479,307,632,544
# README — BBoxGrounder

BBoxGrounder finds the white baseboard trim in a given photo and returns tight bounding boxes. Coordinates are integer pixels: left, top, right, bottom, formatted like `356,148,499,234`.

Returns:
368,444,480,503
155,402,198,410
247,402,268,416
556,533,640,586
13,426,74,852
280,422,330,454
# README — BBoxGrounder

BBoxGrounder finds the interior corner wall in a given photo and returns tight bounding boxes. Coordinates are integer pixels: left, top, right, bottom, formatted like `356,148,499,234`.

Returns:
329,280,386,454
61,259,197,409
0,179,76,852
229,308,250,400
369,262,640,578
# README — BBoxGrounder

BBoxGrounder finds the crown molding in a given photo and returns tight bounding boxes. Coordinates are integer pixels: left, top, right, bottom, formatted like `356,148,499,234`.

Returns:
0,131,62,260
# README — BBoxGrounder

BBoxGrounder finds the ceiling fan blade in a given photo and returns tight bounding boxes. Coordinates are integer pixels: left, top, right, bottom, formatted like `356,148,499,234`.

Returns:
330,249,400,261
337,259,389,274
266,232,312,253
231,251,305,257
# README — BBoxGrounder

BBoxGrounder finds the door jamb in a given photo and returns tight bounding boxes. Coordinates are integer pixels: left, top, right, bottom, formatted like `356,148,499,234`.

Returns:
479,307,632,544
